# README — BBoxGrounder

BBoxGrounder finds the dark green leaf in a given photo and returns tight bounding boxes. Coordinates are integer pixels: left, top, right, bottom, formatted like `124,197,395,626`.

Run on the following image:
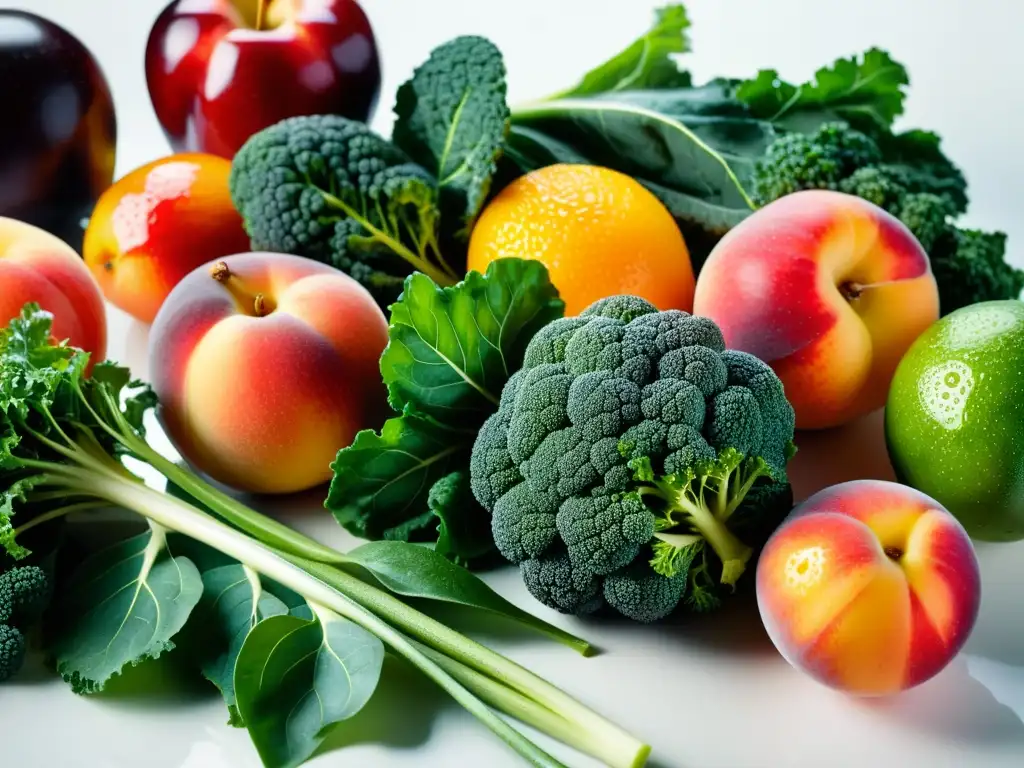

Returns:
197,565,294,726
511,98,756,226
552,5,692,97
393,35,510,237
381,258,565,422
344,540,591,653
429,470,495,565
234,610,384,768
326,412,471,541
736,48,909,133
50,527,203,693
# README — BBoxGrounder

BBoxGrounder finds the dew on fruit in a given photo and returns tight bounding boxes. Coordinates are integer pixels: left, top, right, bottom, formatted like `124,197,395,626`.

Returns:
943,304,1021,349
919,360,975,430
784,546,826,594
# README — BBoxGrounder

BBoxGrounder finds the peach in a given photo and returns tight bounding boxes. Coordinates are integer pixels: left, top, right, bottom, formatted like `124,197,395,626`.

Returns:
756,480,980,696
83,153,252,324
148,252,389,494
0,216,106,363
692,190,939,430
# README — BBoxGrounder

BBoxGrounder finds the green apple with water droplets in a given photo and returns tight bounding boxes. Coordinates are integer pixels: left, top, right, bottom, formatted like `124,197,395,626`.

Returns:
885,300,1024,541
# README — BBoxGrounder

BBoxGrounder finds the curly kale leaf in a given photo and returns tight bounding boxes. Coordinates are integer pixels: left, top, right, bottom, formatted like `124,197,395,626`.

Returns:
393,36,510,239
551,4,693,97
229,115,458,306
328,259,565,563
736,48,909,134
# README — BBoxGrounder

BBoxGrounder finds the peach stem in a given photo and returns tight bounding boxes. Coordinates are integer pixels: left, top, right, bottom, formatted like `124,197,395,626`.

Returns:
210,261,274,317
255,0,269,31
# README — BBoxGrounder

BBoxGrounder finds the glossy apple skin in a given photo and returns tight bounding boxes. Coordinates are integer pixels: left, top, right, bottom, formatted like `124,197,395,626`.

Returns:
693,190,939,430
0,217,107,365
149,251,389,494
756,480,980,696
145,0,381,158
0,11,116,250
83,153,251,323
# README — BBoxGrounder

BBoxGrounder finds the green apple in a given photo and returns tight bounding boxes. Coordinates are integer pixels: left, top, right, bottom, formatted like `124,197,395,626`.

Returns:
886,300,1024,541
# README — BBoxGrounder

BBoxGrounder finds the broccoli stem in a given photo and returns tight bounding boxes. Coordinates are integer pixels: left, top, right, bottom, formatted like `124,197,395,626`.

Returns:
321,191,459,287
673,494,753,586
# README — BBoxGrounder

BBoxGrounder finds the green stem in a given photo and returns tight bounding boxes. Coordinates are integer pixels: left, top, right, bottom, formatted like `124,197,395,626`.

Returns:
321,191,457,286
13,501,108,536
675,494,752,587
413,640,648,768
124,435,348,567
722,465,766,522
292,557,649,768
86,475,568,768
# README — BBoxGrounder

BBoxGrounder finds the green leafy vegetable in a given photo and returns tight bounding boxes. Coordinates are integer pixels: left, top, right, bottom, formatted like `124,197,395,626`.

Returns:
197,564,299,726
230,36,514,308
0,304,647,768
51,526,203,694
342,540,590,651
234,608,385,768
393,35,510,237
328,258,565,563
550,4,693,96
735,48,909,133
502,3,1019,305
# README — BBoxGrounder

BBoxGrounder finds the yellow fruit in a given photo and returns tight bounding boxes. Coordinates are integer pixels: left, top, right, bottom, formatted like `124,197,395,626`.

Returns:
467,164,694,315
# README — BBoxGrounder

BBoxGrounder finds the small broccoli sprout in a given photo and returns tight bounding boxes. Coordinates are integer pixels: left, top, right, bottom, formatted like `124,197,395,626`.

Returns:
0,565,50,682
469,296,797,623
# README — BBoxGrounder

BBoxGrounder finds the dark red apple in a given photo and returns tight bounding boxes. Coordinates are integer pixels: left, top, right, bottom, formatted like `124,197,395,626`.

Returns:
0,11,116,251
145,0,382,159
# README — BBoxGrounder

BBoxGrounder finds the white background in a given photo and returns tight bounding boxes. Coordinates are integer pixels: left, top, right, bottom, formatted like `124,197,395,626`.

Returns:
4,1,1024,768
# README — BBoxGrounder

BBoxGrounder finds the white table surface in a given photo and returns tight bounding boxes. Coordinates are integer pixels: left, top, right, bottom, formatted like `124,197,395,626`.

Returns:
4,1,1024,767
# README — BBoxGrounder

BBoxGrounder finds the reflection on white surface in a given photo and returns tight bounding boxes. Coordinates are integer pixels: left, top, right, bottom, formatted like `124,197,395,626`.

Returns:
965,655,1024,724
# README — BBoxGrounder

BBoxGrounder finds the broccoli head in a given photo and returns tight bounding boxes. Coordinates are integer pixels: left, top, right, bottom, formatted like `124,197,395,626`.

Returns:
751,122,1022,314
929,228,1024,315
229,114,460,307
750,123,882,205
0,564,49,682
469,296,797,623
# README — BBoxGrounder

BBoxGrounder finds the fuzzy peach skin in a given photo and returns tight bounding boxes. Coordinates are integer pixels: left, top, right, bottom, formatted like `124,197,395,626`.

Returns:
148,252,389,495
0,216,106,363
756,480,980,696
83,153,251,324
693,190,939,430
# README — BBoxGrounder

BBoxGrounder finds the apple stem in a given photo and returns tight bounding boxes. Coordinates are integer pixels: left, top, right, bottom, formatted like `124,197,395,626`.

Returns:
256,0,269,31
254,294,268,317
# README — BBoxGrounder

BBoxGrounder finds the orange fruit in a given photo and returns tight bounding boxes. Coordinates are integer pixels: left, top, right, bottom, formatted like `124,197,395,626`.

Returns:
467,164,694,315
83,153,251,323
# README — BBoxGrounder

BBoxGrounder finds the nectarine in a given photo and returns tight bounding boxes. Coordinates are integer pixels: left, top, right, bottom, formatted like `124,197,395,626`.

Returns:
693,190,939,430
0,216,106,363
149,252,389,494
83,153,252,324
756,480,980,696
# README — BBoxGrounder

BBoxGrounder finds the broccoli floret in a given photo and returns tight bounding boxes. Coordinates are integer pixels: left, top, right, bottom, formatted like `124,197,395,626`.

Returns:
750,123,882,205
470,296,797,623
0,624,25,683
0,564,49,682
229,114,460,306
930,229,1024,315
897,192,958,252
752,122,1020,315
